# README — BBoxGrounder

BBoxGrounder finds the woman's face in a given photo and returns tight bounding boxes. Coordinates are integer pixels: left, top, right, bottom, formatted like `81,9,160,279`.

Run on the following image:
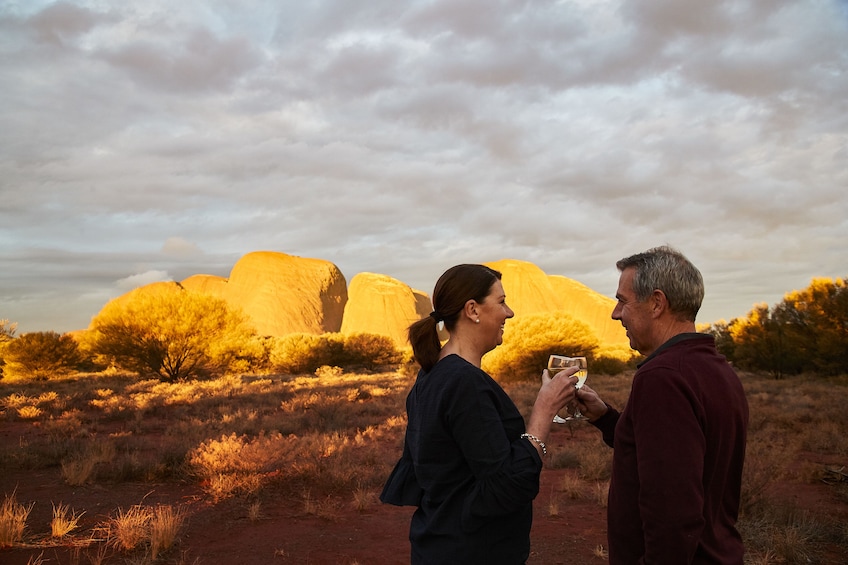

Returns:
476,280,514,351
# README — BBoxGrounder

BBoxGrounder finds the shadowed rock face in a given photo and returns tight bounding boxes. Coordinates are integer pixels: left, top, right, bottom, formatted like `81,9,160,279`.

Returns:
181,251,347,336
341,273,431,346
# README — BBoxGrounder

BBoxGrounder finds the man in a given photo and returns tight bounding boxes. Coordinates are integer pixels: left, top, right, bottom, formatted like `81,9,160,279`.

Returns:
576,246,749,564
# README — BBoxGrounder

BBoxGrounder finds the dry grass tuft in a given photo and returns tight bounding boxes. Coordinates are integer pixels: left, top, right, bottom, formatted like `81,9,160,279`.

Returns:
51,502,84,538
150,504,186,559
557,471,584,500
593,481,609,509
351,487,378,512
0,492,33,547
547,493,561,517
109,504,153,552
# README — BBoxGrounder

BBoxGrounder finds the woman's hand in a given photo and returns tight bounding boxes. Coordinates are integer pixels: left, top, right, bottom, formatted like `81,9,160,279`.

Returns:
524,367,579,445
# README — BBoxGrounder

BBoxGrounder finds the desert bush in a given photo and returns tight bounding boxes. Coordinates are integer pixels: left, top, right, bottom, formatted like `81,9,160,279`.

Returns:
590,351,638,375
482,311,600,382
2,331,83,380
270,333,343,374
61,441,116,486
740,502,832,564
339,333,403,370
84,284,259,381
739,434,794,516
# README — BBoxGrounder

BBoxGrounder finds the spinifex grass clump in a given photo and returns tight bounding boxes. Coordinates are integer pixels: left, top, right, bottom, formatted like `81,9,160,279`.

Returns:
0,492,33,547
50,502,83,538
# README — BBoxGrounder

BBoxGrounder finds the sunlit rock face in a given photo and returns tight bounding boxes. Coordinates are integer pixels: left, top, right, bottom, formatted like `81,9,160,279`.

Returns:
485,259,628,347
181,251,348,336
341,272,431,346
485,259,566,314
102,253,625,348
547,275,628,347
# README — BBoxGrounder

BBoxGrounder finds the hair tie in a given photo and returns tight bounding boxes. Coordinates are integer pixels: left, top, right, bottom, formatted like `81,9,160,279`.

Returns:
429,311,444,322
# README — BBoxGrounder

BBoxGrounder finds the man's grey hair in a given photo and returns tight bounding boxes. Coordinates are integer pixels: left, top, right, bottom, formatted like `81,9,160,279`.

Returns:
616,245,704,322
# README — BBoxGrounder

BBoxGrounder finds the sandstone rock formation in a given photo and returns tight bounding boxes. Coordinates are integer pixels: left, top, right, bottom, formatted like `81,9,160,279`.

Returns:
97,251,627,350
547,275,628,347
485,259,628,347
341,273,431,346
181,251,347,336
484,259,566,314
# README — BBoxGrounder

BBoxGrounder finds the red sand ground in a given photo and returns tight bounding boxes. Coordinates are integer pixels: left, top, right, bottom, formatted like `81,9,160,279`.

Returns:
2,423,846,564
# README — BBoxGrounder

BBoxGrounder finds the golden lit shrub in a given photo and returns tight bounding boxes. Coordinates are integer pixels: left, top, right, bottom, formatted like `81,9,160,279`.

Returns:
270,333,343,374
85,284,258,381
483,311,600,382
2,331,83,380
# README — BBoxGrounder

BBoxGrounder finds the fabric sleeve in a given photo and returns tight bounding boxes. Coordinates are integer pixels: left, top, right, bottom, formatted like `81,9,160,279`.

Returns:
631,367,706,563
590,403,619,448
443,374,542,530
379,439,423,506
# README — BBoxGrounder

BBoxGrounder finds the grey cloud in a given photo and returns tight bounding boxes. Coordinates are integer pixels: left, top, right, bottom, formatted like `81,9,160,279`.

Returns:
2,0,847,334
27,1,108,46
99,29,263,93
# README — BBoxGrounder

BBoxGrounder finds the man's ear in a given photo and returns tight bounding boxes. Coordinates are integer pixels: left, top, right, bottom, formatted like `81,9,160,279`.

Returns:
650,289,668,318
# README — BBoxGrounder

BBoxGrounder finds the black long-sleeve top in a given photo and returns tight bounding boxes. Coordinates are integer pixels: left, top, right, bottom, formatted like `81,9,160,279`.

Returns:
381,354,542,564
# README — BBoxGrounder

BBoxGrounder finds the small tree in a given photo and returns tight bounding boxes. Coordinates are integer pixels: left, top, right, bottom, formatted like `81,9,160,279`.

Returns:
482,311,600,382
86,283,259,381
3,331,82,380
781,277,848,376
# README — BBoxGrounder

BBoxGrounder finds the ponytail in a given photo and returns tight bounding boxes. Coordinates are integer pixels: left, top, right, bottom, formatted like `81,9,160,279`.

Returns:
407,264,502,373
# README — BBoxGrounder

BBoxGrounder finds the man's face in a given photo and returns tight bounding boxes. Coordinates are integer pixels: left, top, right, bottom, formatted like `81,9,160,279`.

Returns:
611,267,654,355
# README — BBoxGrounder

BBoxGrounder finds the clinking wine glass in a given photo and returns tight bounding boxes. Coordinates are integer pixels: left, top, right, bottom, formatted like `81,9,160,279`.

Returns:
547,355,588,423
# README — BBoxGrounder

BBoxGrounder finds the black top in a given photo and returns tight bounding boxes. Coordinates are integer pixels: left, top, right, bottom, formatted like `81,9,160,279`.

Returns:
381,354,543,564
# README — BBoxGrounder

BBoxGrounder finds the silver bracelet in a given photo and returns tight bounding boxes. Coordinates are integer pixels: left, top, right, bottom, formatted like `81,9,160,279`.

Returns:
520,433,547,456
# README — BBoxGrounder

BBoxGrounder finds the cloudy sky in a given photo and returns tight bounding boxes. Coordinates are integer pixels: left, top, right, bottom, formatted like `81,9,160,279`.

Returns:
1,0,846,334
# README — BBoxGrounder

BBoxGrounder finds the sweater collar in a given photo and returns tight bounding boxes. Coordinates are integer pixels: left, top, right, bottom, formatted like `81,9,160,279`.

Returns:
636,332,709,368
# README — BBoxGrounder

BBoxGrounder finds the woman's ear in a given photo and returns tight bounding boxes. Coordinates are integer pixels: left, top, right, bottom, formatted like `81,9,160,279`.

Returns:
463,299,479,322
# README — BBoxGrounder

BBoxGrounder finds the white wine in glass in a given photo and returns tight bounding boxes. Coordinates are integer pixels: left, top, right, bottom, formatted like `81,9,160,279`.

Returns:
547,355,588,422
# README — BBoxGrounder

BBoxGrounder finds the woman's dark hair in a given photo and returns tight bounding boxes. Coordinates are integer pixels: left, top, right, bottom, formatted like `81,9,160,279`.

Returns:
407,264,502,372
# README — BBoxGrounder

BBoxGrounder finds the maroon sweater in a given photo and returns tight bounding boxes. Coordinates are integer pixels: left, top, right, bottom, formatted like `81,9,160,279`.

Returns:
593,334,748,564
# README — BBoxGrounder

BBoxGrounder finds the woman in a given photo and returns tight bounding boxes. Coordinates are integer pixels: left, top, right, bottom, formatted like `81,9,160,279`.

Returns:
381,264,578,564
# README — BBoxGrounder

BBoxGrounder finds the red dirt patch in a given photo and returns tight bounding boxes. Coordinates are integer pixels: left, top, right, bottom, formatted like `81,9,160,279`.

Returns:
2,419,847,564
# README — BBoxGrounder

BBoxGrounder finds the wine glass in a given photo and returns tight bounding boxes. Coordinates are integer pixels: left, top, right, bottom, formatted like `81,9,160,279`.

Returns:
547,355,588,423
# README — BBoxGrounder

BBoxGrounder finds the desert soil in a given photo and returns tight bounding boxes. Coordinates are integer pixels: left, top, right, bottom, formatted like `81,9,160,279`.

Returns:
2,421,846,564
